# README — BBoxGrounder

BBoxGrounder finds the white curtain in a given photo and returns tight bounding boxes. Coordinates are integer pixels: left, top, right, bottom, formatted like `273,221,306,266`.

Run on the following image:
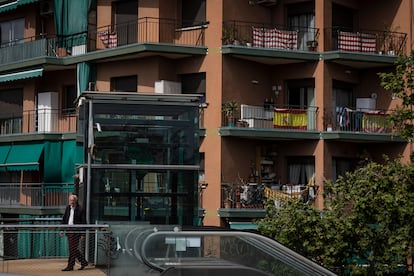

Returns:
289,164,301,184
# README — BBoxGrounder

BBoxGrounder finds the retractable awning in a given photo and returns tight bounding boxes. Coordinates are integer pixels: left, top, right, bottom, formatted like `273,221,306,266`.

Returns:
5,143,44,171
0,0,39,14
0,145,11,172
0,68,43,83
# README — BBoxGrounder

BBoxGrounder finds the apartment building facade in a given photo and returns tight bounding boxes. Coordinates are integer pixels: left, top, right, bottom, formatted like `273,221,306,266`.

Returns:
0,0,411,231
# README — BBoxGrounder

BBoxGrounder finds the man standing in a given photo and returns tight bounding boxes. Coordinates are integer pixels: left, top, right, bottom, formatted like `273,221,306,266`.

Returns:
61,194,89,271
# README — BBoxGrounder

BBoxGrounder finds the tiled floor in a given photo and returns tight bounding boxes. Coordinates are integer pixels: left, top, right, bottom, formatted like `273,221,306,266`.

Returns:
0,259,107,276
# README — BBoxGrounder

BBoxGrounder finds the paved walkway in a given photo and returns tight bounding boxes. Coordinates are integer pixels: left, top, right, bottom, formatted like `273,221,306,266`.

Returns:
0,259,107,276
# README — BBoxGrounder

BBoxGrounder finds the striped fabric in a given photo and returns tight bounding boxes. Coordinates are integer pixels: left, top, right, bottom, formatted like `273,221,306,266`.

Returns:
253,27,298,50
338,31,376,53
98,32,118,48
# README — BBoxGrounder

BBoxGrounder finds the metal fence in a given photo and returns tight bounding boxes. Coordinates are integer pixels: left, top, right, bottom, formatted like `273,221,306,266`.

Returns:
0,183,72,207
0,224,111,276
0,108,76,136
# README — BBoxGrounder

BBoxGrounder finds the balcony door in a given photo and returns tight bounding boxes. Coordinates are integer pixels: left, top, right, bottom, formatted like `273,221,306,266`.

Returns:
287,79,315,129
332,82,352,129
0,89,23,134
287,2,315,51
113,0,138,46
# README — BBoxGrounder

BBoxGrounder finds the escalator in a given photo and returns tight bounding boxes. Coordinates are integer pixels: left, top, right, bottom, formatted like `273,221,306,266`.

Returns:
105,225,336,275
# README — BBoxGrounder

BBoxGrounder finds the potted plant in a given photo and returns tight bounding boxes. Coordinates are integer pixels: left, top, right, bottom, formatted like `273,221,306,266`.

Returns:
382,25,400,55
222,25,237,45
222,101,238,127
241,34,252,47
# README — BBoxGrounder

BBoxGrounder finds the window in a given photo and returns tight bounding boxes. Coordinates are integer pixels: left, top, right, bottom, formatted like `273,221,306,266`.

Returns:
62,85,77,114
181,0,206,27
110,75,137,92
180,72,206,102
287,79,314,108
113,0,138,45
0,88,23,134
332,157,357,181
287,3,315,50
0,18,24,47
287,157,314,185
333,80,353,129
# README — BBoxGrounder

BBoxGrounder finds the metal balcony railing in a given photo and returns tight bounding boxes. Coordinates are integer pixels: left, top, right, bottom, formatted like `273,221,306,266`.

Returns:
0,108,77,136
223,20,319,51
93,17,206,50
0,35,59,64
0,182,72,207
222,104,319,131
324,27,407,55
325,107,394,133
0,18,206,65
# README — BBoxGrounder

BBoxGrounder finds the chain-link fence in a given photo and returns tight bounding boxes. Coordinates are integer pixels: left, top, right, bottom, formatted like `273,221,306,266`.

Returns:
0,223,111,276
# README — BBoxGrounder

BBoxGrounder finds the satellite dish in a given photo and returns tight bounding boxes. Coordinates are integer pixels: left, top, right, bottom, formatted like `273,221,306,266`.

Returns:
371,93,377,99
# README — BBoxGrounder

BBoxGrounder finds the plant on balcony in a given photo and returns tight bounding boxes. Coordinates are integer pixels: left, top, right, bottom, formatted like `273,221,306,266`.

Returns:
241,34,252,47
222,25,238,45
222,100,239,127
382,25,400,55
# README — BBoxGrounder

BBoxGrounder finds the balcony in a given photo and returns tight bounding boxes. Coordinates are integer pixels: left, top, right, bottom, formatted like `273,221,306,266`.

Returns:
222,104,318,131
0,182,72,207
325,27,407,55
0,17,206,66
221,103,396,135
324,107,394,133
223,20,319,51
93,17,206,50
0,108,77,136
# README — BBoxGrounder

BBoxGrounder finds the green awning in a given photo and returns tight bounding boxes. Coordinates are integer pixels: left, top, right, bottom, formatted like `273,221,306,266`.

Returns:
0,145,11,172
229,222,258,230
0,0,39,14
44,141,62,182
6,143,44,171
61,140,76,183
0,68,43,83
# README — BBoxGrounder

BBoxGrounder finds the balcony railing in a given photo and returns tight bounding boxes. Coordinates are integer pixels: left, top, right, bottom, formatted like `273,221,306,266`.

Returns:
0,225,110,274
0,182,72,207
223,20,319,51
0,17,206,65
93,17,206,50
324,27,407,55
325,107,394,133
222,104,319,131
0,108,77,136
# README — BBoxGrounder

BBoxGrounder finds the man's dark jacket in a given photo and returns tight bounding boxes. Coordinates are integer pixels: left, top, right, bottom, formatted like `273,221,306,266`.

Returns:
62,203,86,225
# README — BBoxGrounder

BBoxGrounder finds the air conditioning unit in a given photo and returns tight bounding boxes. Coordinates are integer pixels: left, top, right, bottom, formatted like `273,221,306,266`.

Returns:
256,0,277,6
40,0,53,16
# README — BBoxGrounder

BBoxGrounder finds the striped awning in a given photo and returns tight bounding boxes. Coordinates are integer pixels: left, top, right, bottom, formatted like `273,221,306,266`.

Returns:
0,68,43,83
0,0,39,14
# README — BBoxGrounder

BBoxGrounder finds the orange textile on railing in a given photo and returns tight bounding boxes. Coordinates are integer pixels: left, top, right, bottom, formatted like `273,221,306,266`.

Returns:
273,108,307,129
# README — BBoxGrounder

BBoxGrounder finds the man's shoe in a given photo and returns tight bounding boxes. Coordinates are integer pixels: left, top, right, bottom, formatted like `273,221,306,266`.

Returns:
62,267,73,271
79,263,88,270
